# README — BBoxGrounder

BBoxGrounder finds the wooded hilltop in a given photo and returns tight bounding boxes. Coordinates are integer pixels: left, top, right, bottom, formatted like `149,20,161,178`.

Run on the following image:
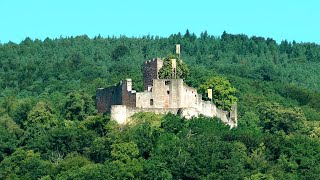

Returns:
0,31,320,179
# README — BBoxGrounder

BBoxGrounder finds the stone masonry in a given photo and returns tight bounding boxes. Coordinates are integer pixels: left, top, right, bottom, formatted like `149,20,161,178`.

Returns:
96,58,237,128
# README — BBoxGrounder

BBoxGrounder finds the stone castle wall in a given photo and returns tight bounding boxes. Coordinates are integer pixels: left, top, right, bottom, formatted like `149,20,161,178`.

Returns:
182,84,200,109
143,58,163,90
152,79,184,108
97,57,238,128
111,105,191,124
98,78,238,127
121,79,136,108
110,103,237,128
96,79,136,114
230,104,238,126
136,91,153,108
96,83,122,114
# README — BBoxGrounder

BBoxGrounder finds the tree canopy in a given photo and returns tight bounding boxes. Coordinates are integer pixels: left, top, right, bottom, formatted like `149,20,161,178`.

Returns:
199,76,238,111
0,30,320,179
158,54,190,79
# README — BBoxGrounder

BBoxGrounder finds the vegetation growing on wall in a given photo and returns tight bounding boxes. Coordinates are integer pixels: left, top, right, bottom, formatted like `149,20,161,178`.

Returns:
0,30,320,179
199,76,238,111
158,54,190,80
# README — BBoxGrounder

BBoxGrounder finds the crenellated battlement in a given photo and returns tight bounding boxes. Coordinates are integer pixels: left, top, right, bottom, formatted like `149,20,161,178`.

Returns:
143,58,163,90
144,57,161,64
96,56,237,128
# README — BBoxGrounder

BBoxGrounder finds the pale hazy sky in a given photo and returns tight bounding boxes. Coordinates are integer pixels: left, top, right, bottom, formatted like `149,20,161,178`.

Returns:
1,0,319,43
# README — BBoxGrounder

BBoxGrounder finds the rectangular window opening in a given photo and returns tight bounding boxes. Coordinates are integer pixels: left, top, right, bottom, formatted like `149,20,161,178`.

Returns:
150,99,154,106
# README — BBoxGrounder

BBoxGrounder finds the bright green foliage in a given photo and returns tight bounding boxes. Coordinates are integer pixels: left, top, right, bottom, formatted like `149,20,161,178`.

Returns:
85,137,112,163
123,113,162,159
1,31,320,179
245,173,275,180
56,163,106,180
272,154,298,179
258,102,306,134
143,158,173,179
63,91,96,121
55,153,92,172
10,98,33,127
246,143,269,172
0,148,53,180
25,125,97,159
199,76,238,111
105,142,144,179
54,153,104,179
130,112,162,128
25,101,57,130
0,115,24,137
111,142,139,162
79,115,109,136
125,123,155,158
158,54,190,79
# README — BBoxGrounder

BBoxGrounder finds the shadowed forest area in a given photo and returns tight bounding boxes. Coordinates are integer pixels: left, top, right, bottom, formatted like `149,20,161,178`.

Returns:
0,31,320,179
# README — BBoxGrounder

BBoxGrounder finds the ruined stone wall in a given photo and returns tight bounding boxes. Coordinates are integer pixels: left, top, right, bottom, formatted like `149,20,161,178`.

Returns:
99,69,237,127
143,58,163,90
111,105,127,124
96,83,122,114
229,104,238,127
200,100,217,117
96,80,137,114
111,106,187,124
126,107,180,119
152,79,170,108
216,108,229,124
96,88,109,114
197,100,231,125
179,108,200,119
111,102,236,127
121,79,136,107
135,78,215,112
136,91,153,108
168,79,183,108
152,79,183,108
182,85,199,108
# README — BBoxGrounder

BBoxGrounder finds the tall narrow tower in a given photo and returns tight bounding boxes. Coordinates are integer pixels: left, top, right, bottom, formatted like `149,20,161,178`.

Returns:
176,44,181,59
143,58,163,90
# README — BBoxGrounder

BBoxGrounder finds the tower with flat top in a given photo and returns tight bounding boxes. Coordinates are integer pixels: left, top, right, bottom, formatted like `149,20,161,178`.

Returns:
143,58,163,90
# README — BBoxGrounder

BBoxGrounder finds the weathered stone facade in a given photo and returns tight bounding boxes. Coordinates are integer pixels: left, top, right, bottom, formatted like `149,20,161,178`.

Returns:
96,79,136,113
143,58,163,90
96,58,238,128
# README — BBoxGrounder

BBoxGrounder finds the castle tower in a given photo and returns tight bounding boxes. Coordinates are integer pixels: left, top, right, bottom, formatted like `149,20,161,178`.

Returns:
230,104,238,127
143,58,163,90
125,78,132,92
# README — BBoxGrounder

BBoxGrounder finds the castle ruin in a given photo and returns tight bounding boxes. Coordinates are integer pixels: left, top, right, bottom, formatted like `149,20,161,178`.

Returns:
96,57,237,128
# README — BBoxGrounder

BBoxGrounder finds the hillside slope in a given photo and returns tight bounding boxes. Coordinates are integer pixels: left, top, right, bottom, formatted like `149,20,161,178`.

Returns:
0,31,320,179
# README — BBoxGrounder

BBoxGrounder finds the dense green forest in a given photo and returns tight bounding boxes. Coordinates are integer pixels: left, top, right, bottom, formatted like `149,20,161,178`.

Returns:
1,30,320,179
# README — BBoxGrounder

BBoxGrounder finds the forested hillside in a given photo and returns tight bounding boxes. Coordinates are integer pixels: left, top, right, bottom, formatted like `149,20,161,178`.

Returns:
1,31,320,179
